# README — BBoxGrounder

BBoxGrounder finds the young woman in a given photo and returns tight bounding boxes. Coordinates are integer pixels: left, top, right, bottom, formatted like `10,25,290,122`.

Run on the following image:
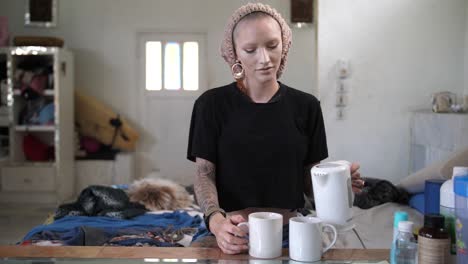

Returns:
187,3,364,254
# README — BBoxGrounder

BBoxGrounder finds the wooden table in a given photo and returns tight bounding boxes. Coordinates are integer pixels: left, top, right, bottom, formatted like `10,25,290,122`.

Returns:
0,246,389,261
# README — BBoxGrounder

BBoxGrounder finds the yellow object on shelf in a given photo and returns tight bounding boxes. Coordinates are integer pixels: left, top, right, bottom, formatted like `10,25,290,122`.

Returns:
75,90,139,151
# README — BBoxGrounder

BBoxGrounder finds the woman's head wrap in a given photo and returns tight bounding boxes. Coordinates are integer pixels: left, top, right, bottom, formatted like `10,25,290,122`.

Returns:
220,3,292,79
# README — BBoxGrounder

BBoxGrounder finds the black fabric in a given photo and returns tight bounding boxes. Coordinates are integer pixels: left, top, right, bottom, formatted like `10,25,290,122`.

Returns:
187,82,328,212
0,61,6,80
54,185,147,220
353,178,410,209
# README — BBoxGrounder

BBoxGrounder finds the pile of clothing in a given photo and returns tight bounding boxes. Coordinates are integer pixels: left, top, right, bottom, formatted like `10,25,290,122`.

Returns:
13,57,56,162
21,211,201,247
21,185,202,247
354,177,410,209
14,57,55,125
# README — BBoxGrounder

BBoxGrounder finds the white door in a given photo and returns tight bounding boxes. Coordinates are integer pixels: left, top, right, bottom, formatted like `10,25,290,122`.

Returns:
136,33,206,185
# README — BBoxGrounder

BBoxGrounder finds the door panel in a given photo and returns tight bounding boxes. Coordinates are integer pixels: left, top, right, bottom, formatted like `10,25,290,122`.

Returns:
137,97,196,185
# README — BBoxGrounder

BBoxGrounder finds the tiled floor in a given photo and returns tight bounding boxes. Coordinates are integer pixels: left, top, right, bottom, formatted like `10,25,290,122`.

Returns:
0,203,55,245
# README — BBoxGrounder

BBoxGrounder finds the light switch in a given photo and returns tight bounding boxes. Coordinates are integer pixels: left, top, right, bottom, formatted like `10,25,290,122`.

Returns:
336,107,345,120
337,80,345,93
337,59,350,78
336,94,347,107
336,79,350,93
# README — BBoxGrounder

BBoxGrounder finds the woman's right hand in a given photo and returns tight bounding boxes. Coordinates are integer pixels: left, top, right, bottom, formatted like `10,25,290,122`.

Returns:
209,213,249,254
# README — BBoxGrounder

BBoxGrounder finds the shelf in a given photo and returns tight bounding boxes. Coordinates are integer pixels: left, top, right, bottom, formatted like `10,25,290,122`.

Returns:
11,46,59,56
15,125,55,132
13,89,54,96
7,161,55,167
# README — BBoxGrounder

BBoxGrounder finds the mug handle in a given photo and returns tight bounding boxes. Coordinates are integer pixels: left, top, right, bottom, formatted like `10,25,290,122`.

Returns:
322,223,337,253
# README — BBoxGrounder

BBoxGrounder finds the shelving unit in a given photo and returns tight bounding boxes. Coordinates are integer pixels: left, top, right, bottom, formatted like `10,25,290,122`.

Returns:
0,46,74,204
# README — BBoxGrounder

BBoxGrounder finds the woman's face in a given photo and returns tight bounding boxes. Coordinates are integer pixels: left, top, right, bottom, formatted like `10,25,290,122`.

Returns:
233,15,282,84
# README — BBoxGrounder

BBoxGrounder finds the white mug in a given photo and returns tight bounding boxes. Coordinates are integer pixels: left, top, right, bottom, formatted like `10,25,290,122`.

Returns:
289,216,337,262
238,212,283,259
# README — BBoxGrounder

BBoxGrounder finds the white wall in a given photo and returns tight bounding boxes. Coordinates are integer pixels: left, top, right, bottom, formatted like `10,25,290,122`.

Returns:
0,0,317,184
4,0,465,184
0,0,317,117
317,0,466,182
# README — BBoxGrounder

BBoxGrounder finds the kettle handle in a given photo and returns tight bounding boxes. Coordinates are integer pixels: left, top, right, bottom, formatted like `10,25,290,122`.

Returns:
347,176,354,208
331,160,355,207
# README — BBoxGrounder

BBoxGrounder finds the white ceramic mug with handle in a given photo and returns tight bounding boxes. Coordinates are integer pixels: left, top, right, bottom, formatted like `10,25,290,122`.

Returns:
238,212,283,259
289,216,337,262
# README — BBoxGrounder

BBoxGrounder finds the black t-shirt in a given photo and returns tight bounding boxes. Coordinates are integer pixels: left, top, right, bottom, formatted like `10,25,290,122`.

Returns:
187,82,328,212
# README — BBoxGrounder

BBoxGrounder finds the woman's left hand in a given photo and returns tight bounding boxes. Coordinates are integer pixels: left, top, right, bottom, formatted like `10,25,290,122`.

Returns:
350,162,365,193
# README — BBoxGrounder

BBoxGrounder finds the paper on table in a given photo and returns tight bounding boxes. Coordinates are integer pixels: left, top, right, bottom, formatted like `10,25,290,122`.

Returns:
324,261,389,264
353,260,389,264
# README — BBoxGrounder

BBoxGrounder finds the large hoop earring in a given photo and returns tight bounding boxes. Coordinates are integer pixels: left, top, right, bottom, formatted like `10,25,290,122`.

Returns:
231,61,244,80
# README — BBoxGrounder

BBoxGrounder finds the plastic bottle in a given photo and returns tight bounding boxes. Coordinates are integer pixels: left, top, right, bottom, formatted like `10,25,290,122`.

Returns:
395,221,417,264
425,179,445,214
440,166,468,262
454,175,468,264
418,214,450,263
390,211,408,264
440,180,457,263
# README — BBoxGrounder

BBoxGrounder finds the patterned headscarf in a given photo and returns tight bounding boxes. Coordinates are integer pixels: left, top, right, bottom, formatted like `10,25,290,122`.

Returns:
220,3,292,79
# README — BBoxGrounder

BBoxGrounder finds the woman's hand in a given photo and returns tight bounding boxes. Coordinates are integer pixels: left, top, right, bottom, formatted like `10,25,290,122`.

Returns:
350,162,365,193
209,213,249,254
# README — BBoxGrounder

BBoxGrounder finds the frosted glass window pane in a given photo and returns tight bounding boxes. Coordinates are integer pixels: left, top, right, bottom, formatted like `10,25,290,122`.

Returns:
164,42,181,90
145,41,162,91
183,42,199,91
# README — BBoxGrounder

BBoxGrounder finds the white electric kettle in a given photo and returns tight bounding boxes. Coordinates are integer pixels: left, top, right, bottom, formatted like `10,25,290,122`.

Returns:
311,161,354,228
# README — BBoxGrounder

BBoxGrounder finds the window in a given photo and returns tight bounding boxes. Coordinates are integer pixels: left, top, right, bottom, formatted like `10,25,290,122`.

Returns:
141,33,205,94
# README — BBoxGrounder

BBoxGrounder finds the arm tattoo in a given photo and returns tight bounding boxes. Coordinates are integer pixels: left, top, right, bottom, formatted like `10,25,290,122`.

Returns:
194,157,220,214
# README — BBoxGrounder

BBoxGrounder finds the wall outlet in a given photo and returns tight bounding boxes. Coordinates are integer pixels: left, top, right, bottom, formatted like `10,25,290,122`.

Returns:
336,94,348,107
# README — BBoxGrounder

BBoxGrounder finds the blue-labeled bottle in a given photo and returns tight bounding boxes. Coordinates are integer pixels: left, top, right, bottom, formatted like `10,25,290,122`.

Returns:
391,211,408,264
395,221,417,264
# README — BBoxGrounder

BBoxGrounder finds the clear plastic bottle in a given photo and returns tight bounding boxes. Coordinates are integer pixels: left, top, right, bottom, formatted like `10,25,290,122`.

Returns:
391,211,409,264
395,221,417,264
